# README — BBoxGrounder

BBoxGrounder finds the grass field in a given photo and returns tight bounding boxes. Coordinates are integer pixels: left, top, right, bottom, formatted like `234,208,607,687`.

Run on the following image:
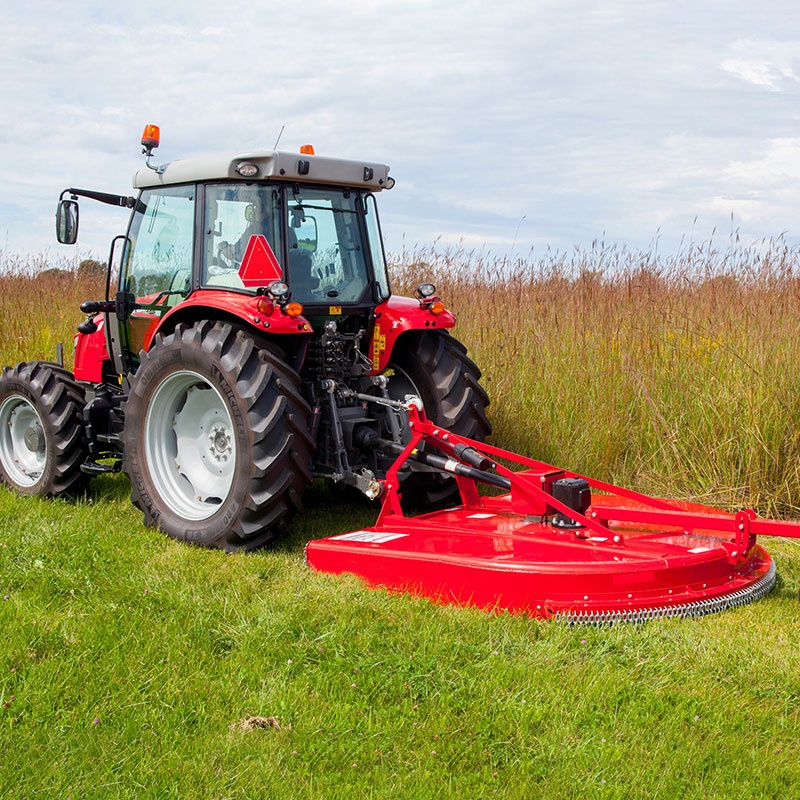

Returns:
2,243,800,798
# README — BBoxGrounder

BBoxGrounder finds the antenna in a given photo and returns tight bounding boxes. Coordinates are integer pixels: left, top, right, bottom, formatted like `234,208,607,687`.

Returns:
273,125,285,151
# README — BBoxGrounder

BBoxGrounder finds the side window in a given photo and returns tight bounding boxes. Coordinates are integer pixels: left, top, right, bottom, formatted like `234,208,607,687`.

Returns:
124,186,195,304
365,194,390,300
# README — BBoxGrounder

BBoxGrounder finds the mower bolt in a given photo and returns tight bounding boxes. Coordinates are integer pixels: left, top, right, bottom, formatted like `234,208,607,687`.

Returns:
739,523,745,531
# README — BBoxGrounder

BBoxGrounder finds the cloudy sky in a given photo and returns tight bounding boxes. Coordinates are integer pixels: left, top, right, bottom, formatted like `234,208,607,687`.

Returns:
3,0,800,263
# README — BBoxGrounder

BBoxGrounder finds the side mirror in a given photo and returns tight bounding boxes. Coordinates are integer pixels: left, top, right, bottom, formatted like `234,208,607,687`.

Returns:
56,199,79,245
293,215,318,253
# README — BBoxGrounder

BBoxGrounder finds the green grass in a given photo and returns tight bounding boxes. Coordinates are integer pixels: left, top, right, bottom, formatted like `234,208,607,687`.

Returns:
3,482,800,798
3,244,800,797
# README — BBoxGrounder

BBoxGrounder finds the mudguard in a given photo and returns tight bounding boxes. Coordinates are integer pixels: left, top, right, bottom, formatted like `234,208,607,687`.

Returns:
369,296,455,373
73,318,110,383
72,290,313,384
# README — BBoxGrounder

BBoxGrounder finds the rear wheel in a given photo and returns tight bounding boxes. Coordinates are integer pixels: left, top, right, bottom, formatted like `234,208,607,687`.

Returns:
386,331,491,508
0,362,88,496
122,321,314,551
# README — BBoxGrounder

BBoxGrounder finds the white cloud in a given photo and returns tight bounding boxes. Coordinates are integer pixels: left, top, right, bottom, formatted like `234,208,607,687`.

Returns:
721,39,800,90
723,138,800,184
3,1,800,262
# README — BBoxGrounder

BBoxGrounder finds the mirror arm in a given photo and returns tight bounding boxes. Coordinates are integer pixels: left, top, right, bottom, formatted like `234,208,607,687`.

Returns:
60,188,136,209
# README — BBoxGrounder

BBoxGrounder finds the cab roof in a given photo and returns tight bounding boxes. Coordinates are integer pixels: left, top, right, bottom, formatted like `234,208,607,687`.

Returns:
133,149,392,191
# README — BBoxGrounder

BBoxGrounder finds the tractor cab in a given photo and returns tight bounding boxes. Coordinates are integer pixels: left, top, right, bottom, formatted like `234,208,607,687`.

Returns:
58,127,395,377
120,177,391,307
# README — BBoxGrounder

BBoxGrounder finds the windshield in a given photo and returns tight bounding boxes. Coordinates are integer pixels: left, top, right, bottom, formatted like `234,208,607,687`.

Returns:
201,183,385,304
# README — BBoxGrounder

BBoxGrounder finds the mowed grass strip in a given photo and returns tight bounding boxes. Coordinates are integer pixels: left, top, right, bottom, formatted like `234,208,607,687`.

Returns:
1,244,800,798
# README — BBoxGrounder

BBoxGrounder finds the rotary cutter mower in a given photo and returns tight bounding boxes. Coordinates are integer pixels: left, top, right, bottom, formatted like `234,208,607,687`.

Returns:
306,403,799,623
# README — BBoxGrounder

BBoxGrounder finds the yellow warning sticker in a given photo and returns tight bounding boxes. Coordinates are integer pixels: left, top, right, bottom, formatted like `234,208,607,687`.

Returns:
372,324,387,364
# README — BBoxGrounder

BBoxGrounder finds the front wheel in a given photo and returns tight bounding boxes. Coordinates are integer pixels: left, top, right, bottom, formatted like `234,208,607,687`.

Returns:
122,321,314,551
386,330,491,508
0,362,88,496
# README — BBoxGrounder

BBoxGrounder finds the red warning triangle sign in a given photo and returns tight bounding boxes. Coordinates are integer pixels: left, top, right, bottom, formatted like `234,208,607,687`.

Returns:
238,235,283,287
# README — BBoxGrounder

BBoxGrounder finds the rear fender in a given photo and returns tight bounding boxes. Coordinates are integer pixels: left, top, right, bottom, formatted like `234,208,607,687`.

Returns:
150,289,313,344
74,291,315,383
143,290,314,366
369,295,455,373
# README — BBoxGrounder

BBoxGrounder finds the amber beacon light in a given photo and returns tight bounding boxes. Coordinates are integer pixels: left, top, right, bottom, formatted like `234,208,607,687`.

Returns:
141,124,161,152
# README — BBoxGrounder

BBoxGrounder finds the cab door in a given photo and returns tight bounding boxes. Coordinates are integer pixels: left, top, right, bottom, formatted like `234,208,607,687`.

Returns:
112,185,197,375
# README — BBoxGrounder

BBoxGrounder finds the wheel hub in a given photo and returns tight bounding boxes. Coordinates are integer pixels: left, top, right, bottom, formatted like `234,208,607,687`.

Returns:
209,425,232,462
23,424,45,453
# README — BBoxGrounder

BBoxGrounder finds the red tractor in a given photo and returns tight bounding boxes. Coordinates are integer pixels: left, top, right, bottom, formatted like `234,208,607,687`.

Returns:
0,126,490,550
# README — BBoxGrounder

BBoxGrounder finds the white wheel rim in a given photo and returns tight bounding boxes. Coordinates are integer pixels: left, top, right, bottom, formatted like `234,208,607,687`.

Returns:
0,395,46,487
144,371,237,521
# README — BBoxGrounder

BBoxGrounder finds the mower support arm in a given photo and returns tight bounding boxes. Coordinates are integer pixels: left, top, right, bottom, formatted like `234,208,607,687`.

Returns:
364,433,511,491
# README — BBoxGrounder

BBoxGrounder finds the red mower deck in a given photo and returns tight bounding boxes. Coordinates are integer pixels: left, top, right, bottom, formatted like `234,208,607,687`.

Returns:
306,408,796,622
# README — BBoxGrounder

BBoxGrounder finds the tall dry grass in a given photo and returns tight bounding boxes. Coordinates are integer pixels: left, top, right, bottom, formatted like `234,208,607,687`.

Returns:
3,239,800,517
391,237,800,517
0,252,105,368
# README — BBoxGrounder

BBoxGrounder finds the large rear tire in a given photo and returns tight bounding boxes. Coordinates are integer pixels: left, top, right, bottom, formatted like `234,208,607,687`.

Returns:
0,361,88,496
386,330,491,508
122,321,314,551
